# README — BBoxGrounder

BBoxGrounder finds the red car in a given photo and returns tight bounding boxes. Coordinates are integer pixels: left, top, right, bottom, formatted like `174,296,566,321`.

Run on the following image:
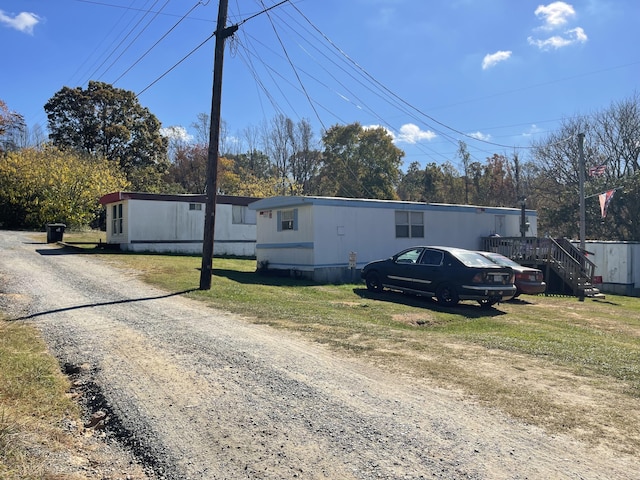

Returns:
477,251,546,297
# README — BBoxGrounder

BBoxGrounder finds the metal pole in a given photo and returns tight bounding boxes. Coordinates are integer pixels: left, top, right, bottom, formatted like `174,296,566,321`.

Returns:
520,198,526,239
199,0,237,290
578,133,586,255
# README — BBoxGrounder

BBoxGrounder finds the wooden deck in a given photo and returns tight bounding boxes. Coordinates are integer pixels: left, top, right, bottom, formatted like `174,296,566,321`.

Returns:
480,236,602,298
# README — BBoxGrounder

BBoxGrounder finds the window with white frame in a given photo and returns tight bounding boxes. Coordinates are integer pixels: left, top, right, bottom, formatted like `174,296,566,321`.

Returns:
395,210,424,238
189,203,202,211
112,204,123,235
277,209,298,231
232,205,257,225
281,209,294,230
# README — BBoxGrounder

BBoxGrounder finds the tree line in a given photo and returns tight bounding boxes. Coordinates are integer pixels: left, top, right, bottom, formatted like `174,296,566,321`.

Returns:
1,82,638,241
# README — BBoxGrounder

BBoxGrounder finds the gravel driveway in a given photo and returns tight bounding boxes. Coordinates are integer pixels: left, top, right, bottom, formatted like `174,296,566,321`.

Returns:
0,231,636,479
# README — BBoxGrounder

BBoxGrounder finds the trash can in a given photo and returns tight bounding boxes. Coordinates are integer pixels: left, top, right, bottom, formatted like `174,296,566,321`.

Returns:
46,223,66,243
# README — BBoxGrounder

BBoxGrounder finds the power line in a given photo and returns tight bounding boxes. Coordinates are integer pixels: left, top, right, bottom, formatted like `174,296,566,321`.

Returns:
137,33,215,97
238,0,291,27
113,1,205,85
101,0,172,82
86,0,166,81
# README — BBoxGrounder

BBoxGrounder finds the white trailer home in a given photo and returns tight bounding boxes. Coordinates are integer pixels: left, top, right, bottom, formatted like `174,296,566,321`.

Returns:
99,192,260,256
249,196,537,283
575,241,640,296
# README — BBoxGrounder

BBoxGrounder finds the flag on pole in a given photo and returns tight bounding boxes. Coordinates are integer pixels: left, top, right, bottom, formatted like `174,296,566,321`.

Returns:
599,189,615,218
589,164,606,177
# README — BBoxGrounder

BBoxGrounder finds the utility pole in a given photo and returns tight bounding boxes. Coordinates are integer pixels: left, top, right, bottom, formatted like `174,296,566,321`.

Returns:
578,132,586,255
199,0,238,290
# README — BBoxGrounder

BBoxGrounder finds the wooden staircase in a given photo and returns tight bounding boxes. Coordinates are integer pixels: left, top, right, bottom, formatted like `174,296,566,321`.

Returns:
481,236,604,298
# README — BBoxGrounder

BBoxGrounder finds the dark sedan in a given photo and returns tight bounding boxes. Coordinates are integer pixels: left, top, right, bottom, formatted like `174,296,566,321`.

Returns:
477,251,546,297
361,246,516,307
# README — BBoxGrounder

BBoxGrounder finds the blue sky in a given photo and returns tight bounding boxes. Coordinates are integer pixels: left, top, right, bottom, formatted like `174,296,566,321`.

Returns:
1,0,638,171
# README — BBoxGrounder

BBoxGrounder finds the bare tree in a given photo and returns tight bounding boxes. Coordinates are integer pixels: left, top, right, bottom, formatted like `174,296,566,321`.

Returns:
162,126,191,163
530,93,640,240
191,113,210,146
242,124,269,175
289,118,322,194
591,93,640,177
0,100,26,153
264,114,295,195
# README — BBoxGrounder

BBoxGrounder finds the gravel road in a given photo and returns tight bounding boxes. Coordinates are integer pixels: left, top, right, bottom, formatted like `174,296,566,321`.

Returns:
0,230,637,480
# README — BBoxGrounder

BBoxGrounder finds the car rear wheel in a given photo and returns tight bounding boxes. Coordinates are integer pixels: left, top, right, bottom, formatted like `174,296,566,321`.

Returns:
436,283,459,306
365,272,383,292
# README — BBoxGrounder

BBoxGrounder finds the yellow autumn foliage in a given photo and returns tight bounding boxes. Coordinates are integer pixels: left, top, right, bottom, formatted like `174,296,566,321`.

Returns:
0,146,129,228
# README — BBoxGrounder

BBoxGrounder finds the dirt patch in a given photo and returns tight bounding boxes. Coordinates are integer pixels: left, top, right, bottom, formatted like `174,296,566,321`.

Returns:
391,311,442,326
430,341,640,454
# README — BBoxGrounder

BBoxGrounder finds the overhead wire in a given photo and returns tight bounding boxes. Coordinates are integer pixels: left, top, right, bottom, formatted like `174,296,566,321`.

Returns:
85,0,577,172
259,2,384,197
258,0,325,132
118,0,573,164
267,6,455,164
112,1,206,85
238,0,291,27
234,32,302,119
65,0,140,87
83,0,165,82
234,30,345,123
100,0,172,82
289,2,574,153
137,33,215,97
226,7,446,174
232,1,361,197
251,4,479,171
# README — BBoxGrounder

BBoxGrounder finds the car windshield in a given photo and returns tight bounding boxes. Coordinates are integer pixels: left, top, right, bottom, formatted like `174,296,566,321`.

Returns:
481,252,521,267
452,250,500,267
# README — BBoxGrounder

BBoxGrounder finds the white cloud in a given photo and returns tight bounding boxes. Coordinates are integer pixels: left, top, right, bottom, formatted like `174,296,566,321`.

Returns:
467,131,491,141
0,10,40,34
396,124,437,144
534,2,576,30
160,125,194,143
363,123,436,144
528,27,587,50
482,50,512,70
529,2,587,51
363,124,392,135
521,124,543,137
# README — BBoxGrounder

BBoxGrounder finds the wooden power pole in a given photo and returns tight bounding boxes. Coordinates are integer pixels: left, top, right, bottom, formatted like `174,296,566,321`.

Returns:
199,0,237,290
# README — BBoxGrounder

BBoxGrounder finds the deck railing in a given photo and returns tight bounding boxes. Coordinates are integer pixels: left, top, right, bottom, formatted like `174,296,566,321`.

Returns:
480,236,596,296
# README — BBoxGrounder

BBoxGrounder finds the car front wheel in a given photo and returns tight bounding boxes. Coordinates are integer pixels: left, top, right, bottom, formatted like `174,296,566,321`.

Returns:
436,283,459,306
478,298,498,308
365,272,383,292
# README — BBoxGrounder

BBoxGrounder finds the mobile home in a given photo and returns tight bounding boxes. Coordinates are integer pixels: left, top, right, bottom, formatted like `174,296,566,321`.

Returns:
249,196,537,283
100,192,259,256
575,240,640,296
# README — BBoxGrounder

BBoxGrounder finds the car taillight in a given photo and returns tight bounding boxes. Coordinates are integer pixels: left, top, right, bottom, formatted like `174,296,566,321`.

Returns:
472,273,483,283
516,272,541,282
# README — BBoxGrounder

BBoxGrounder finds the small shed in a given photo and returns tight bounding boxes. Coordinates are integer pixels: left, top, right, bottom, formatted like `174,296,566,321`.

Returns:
99,192,260,256
249,196,537,283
